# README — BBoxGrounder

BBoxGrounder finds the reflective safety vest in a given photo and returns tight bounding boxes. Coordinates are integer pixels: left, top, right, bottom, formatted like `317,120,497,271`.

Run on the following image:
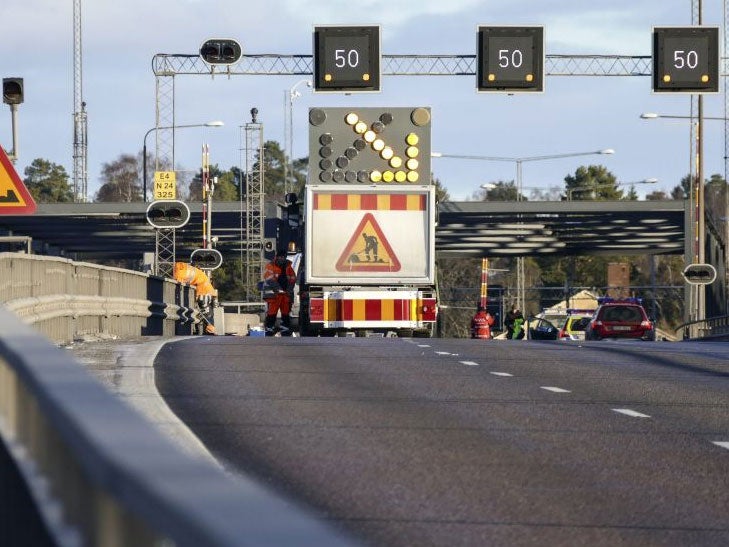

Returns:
173,262,217,297
471,311,494,339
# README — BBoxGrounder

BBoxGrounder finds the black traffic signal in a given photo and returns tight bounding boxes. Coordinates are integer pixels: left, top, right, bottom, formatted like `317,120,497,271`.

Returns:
313,26,381,92
145,200,190,229
308,106,431,185
477,26,544,93
653,26,719,93
199,39,242,65
682,263,717,285
3,78,24,105
190,248,223,270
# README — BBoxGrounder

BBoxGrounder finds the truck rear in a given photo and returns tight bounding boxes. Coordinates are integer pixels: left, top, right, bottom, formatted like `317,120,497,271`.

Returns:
299,106,438,337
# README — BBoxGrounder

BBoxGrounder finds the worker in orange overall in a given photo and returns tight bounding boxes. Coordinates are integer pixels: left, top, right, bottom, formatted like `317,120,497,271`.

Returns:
174,262,217,334
470,304,495,339
262,249,297,336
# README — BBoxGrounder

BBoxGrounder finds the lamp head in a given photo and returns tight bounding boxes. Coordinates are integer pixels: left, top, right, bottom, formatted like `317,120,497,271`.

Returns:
599,149,615,155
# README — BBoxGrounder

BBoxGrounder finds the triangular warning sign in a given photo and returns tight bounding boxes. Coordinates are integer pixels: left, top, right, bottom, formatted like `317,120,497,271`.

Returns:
335,212,401,272
0,145,36,214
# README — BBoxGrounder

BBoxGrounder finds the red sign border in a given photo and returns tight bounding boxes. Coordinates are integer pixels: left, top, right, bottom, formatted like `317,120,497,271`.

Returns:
335,212,401,272
0,145,36,214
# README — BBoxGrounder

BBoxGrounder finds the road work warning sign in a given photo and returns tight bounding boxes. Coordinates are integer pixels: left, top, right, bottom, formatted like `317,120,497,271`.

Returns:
0,146,36,214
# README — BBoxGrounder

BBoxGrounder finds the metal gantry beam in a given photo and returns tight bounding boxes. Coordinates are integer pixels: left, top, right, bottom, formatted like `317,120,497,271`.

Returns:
153,53,656,77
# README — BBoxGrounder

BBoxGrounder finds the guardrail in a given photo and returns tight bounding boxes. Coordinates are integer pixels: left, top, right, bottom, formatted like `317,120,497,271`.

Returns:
0,308,355,546
676,314,729,341
0,253,354,545
0,253,198,344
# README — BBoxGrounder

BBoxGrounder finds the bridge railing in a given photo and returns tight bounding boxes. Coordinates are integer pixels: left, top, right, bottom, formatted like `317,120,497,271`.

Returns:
0,253,199,344
0,253,353,545
676,314,729,341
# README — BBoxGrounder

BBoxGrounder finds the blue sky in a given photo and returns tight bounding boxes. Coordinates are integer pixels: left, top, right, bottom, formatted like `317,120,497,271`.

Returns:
1,0,726,201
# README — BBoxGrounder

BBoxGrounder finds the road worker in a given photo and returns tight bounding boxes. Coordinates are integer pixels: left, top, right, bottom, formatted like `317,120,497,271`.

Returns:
470,304,494,339
262,249,296,336
174,262,217,334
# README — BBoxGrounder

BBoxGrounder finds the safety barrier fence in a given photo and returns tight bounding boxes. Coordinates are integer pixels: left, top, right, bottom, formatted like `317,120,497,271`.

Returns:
0,252,198,344
677,314,729,341
0,253,352,546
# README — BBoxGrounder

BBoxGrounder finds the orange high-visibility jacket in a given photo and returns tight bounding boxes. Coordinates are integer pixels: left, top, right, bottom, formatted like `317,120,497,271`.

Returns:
174,262,217,297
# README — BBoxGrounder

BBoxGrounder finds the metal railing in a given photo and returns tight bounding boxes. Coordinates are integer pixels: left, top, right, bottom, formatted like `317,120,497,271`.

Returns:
0,253,198,344
676,314,729,341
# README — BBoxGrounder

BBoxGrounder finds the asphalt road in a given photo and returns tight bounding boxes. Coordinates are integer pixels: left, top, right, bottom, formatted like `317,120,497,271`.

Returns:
154,337,729,547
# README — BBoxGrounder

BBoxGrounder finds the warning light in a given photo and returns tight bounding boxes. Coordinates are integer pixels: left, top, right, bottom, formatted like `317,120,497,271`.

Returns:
308,107,431,185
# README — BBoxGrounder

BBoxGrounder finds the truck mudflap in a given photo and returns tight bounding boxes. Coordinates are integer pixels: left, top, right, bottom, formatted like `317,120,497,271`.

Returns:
308,290,437,328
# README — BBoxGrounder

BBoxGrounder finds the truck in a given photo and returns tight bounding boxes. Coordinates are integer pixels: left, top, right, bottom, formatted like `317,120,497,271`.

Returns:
282,106,439,337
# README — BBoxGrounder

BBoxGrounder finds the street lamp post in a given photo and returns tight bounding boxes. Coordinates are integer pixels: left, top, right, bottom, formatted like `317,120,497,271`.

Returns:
142,121,224,203
284,79,312,195
640,111,719,325
567,178,658,200
433,148,615,314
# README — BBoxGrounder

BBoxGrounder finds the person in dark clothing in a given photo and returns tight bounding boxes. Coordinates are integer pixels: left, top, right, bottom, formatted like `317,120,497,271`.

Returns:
504,306,525,339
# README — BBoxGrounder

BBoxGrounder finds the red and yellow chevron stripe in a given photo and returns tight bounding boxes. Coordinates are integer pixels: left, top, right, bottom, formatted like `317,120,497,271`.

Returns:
313,193,426,211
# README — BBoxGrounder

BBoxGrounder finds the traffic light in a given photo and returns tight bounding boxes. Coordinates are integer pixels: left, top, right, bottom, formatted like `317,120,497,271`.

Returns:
308,106,431,185
313,25,381,92
682,263,717,285
652,27,719,93
145,200,190,229
190,248,223,270
199,39,242,65
2,78,24,105
477,26,544,93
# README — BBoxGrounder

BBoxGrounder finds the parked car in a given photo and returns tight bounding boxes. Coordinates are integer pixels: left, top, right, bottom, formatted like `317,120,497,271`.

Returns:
559,312,594,341
529,309,594,341
585,297,655,341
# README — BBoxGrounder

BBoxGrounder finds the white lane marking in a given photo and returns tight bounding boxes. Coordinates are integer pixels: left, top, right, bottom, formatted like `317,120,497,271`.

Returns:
459,361,480,366
712,442,729,450
435,351,452,355
541,386,571,393
418,344,431,348
490,372,513,377
612,408,651,418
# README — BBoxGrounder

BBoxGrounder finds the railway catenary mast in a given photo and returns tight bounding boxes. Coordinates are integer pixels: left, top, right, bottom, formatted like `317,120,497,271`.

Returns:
72,0,88,202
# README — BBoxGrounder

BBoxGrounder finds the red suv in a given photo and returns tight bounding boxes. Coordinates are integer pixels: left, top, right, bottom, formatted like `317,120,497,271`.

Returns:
585,297,655,341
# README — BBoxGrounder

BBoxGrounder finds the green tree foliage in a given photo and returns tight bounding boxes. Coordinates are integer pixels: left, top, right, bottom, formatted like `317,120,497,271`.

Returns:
95,154,143,202
188,164,238,202
22,158,74,203
477,180,523,202
432,176,450,202
563,165,620,200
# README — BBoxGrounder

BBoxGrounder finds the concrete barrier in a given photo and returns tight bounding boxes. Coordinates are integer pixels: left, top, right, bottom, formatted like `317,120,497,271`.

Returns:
0,253,198,344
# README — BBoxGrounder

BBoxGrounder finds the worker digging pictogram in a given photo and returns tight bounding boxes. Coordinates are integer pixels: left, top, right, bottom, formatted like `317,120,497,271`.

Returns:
336,212,401,272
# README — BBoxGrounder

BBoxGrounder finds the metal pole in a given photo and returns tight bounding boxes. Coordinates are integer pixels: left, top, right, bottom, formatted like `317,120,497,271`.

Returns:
283,90,288,195
9,104,18,162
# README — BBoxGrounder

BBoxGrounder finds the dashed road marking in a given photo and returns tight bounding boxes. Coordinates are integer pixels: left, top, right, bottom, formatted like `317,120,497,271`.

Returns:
541,386,571,393
490,372,513,377
712,441,729,450
417,344,431,348
459,361,480,366
612,408,651,418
